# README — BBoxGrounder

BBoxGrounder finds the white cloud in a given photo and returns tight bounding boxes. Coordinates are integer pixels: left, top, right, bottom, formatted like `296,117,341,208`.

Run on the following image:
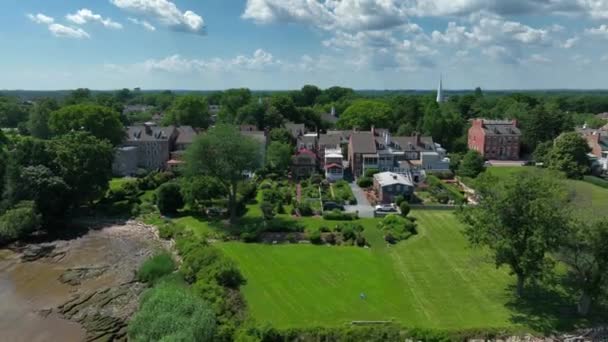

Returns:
527,54,552,64
66,9,122,29
136,49,281,73
48,23,91,39
560,36,579,48
585,24,608,38
128,17,156,31
110,0,205,34
27,13,54,25
28,12,90,39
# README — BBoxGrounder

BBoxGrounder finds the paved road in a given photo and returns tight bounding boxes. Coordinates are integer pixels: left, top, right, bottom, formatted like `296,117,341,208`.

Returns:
344,183,375,218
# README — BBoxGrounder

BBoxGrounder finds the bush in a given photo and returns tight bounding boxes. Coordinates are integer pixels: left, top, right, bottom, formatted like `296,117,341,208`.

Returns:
181,247,222,283
128,281,217,342
0,202,41,244
400,202,410,217
323,210,358,221
379,215,417,243
308,230,322,244
206,259,246,288
157,221,178,239
325,232,336,245
137,253,176,284
296,202,314,216
156,183,184,215
356,235,367,247
394,195,406,206
364,168,379,177
357,177,373,188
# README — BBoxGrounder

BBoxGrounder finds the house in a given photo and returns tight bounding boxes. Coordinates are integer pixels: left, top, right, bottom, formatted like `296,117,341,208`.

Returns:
123,123,177,171
468,119,521,160
285,123,306,140
320,106,339,127
112,146,138,176
373,172,414,204
348,128,449,178
318,133,342,168
579,128,608,171
324,147,344,181
174,126,198,151
291,148,318,179
297,133,318,151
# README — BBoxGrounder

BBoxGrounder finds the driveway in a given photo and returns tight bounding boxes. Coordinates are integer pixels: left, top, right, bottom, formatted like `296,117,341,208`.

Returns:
344,183,375,218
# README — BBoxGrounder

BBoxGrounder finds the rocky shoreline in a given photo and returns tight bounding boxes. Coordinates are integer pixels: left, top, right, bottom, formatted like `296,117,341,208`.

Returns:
0,220,168,342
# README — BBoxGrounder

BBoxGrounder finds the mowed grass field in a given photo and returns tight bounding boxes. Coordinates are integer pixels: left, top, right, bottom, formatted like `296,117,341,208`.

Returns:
218,211,516,329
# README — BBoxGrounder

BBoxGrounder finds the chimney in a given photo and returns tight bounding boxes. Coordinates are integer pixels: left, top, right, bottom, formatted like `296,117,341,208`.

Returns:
414,132,421,145
385,131,391,146
371,125,376,136
144,122,153,135
331,106,336,117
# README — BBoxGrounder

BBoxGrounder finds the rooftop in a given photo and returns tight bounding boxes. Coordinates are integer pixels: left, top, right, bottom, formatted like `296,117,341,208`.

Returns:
374,172,413,187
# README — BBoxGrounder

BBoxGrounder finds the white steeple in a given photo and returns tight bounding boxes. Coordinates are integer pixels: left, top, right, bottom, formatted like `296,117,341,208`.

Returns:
436,74,444,103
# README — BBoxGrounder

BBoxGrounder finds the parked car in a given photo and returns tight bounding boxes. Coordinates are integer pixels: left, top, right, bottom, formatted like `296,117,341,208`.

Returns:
323,201,344,211
374,204,398,217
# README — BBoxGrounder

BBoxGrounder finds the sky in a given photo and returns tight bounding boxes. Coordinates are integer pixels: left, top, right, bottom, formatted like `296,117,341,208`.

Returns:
2,0,608,90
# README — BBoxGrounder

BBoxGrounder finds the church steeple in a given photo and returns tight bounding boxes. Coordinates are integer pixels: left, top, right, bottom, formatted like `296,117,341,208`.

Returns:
436,74,444,103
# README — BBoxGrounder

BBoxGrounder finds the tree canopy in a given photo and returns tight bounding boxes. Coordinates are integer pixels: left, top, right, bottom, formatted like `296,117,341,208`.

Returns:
457,150,485,178
164,94,210,128
49,103,124,145
545,132,591,179
338,100,392,130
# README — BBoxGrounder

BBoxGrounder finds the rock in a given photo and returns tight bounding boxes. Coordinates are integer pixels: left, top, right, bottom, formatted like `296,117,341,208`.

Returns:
21,244,56,262
59,266,110,286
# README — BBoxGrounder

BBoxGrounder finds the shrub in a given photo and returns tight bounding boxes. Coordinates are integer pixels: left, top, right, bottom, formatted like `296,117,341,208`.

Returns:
319,226,330,233
156,183,184,215
296,202,314,216
181,247,222,283
309,230,322,244
240,231,259,243
0,202,41,244
394,195,406,206
357,177,373,188
356,235,367,247
364,168,379,177
310,174,323,185
379,214,417,243
325,232,336,245
260,201,275,220
400,202,410,217
206,259,246,288
323,210,357,221
128,281,217,342
137,253,176,284
157,221,178,239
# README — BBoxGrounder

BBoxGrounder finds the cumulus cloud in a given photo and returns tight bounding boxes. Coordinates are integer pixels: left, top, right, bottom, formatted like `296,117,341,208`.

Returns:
585,24,608,38
110,0,205,34
66,9,122,29
128,17,156,31
27,13,54,25
560,36,579,48
28,12,90,39
136,49,281,73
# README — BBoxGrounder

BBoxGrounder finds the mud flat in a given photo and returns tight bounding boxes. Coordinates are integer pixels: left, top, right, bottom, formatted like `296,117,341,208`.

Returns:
0,221,167,342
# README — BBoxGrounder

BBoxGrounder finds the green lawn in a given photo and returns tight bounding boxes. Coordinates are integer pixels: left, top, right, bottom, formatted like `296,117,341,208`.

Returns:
109,177,134,191
218,211,518,330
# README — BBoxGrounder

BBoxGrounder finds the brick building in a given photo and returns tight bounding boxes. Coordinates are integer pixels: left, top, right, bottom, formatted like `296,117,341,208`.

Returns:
468,119,521,160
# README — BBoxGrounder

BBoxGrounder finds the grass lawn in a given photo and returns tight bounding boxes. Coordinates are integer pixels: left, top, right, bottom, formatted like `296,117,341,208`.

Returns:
219,211,521,330
109,177,134,191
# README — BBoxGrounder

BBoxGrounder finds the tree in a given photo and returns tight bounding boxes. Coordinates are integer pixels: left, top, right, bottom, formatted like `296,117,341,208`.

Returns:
300,85,322,106
521,105,573,151
269,128,292,145
28,98,59,139
532,140,553,164
49,104,124,145
128,281,217,342
546,132,591,179
559,217,608,316
0,96,28,128
269,95,299,123
156,183,184,215
260,201,275,221
399,202,410,217
460,170,569,296
236,102,266,129
164,95,210,128
0,201,41,244
51,132,114,206
265,141,292,174
64,88,92,105
185,125,263,223
457,150,485,178
338,100,392,129
181,176,227,209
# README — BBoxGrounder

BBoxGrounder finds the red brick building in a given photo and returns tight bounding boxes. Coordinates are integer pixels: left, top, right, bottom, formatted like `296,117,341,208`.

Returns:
468,119,521,160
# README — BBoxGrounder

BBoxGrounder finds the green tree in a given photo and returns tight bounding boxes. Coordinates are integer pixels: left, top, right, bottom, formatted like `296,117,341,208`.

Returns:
49,104,124,145
338,100,392,129
546,132,590,179
460,170,569,296
532,140,553,164
181,176,227,209
185,124,262,223
269,95,299,123
51,132,114,206
300,85,322,106
0,201,41,244
164,95,210,128
457,150,485,178
28,98,59,139
269,128,292,145
0,96,28,128
559,217,608,316
236,102,266,129
221,88,252,115
128,281,217,341
265,141,292,174
156,183,184,215
64,88,92,105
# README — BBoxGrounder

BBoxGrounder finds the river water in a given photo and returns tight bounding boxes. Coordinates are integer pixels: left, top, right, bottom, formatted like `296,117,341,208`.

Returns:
0,222,164,342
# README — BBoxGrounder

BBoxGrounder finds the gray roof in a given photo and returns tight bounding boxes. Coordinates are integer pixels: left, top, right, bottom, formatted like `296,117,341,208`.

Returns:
374,172,413,187
175,126,198,145
318,134,341,147
126,125,175,142
481,120,521,135
298,135,317,146
391,136,436,152
321,112,338,124
350,132,377,154
285,123,306,138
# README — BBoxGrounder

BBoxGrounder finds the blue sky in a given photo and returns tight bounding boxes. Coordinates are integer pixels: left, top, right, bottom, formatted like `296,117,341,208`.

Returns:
2,0,608,90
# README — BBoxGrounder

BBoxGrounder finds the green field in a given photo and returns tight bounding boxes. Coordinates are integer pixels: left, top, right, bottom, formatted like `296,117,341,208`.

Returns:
219,211,518,329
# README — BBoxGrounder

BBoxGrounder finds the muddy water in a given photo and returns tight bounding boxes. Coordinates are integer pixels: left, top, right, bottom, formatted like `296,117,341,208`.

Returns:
0,222,165,342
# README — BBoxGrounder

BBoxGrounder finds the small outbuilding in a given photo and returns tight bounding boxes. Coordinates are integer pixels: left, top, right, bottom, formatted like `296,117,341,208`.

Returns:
373,172,414,204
